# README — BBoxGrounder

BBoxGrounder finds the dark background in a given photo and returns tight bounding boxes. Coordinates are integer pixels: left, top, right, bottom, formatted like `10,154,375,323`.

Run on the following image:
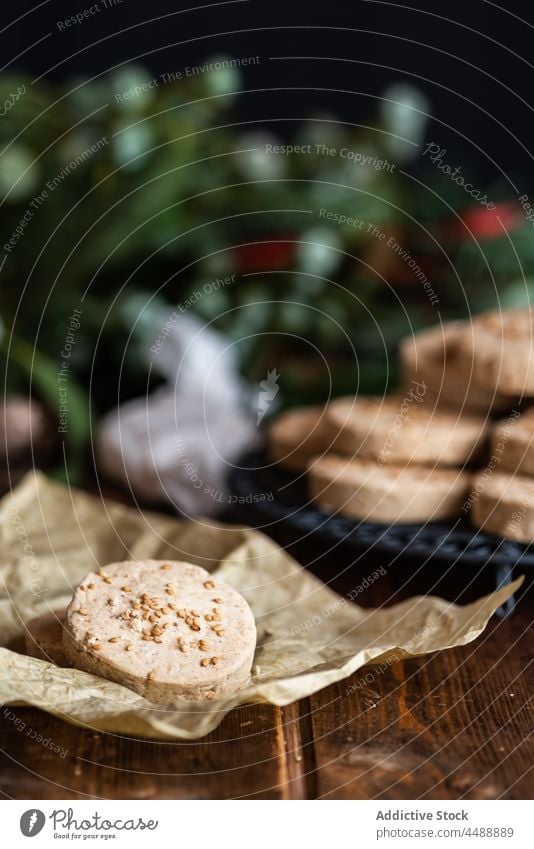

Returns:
4,0,534,187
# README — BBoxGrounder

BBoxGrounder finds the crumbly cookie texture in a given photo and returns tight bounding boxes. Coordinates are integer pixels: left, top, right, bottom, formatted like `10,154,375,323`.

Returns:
399,321,510,414
267,405,333,470
63,560,256,703
308,455,470,523
458,308,534,396
470,470,534,543
25,610,69,667
491,408,534,475
326,394,487,467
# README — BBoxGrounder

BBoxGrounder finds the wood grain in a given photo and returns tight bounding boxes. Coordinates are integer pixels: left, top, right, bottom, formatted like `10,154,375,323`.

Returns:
0,703,294,799
308,600,533,800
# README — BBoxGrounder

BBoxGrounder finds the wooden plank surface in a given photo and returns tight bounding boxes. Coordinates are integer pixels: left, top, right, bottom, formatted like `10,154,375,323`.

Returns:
309,599,533,800
0,702,291,799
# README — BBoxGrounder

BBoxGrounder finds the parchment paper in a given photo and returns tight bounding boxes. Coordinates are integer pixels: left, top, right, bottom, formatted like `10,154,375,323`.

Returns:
0,472,522,739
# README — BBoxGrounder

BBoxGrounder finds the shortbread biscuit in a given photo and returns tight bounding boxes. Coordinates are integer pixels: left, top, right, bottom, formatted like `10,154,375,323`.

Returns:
308,456,470,523
399,322,509,414
267,405,332,470
458,308,534,396
326,395,487,466
470,470,534,542
25,610,69,667
491,408,534,475
63,560,256,703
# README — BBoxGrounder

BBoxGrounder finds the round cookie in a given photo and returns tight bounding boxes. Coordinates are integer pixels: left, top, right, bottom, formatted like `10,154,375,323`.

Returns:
25,610,69,667
63,560,256,703
399,322,510,414
307,455,470,523
458,308,534,396
470,470,534,543
326,394,487,467
267,405,333,471
491,408,534,475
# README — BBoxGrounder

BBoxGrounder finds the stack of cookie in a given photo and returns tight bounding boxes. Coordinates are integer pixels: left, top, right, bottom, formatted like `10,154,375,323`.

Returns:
266,307,534,541
470,410,534,542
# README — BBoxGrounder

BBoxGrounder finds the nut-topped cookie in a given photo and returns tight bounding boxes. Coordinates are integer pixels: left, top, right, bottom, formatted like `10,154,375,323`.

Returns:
63,560,256,703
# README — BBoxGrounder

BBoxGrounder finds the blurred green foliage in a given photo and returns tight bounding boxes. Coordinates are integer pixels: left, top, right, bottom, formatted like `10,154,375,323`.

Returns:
0,65,531,478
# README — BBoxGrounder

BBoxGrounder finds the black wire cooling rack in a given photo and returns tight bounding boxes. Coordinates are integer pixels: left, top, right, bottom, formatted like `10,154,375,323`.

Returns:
228,449,533,615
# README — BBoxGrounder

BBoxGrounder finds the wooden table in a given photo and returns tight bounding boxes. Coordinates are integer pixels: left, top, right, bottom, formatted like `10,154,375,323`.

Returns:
0,496,532,800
